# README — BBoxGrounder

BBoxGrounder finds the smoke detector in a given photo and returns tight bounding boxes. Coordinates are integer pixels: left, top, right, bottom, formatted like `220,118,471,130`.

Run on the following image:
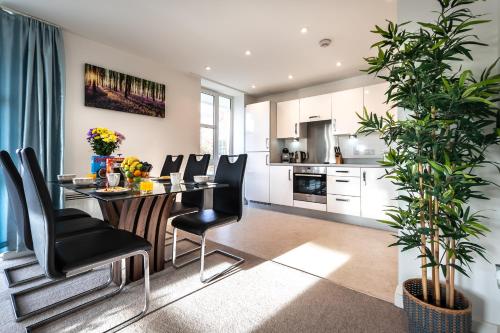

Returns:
319,38,332,48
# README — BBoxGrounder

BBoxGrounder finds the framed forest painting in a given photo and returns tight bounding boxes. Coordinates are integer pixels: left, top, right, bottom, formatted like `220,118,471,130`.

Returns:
84,64,166,118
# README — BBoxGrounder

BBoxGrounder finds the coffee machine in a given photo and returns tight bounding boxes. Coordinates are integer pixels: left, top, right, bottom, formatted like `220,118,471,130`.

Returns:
281,148,291,163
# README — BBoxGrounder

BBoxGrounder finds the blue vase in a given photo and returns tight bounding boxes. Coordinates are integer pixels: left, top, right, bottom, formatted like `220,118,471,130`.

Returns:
90,155,110,174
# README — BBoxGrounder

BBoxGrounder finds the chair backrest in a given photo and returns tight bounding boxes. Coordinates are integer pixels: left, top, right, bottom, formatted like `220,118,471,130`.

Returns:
160,155,184,176
20,147,61,278
0,151,33,250
182,154,210,208
213,154,247,221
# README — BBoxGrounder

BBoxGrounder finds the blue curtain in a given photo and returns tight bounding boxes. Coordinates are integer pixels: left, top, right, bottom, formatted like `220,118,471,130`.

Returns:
0,9,65,253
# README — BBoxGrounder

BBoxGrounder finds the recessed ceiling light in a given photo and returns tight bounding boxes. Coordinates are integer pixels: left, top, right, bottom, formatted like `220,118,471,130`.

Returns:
251,84,256,89
300,27,308,34
205,66,211,71
288,74,294,80
245,50,252,56
336,62,342,67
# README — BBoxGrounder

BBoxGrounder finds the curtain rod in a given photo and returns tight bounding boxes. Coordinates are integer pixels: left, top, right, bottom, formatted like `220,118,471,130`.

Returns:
0,5,61,28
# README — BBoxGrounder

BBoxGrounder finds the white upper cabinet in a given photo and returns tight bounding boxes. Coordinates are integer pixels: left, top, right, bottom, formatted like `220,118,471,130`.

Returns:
332,87,364,135
363,82,396,119
277,99,300,138
245,101,270,152
299,93,332,123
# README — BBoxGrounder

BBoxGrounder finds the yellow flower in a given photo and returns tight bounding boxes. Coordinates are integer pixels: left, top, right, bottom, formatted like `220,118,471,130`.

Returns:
94,136,100,140
92,129,97,134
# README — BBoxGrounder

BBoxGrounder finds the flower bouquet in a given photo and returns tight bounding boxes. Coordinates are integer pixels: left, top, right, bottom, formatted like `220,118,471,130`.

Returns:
86,127,125,156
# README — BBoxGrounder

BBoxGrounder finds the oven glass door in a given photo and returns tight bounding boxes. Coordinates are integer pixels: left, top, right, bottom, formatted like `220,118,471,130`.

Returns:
293,173,327,203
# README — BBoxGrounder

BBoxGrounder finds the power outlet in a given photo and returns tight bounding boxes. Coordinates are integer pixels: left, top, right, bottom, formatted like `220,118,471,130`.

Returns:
496,264,500,289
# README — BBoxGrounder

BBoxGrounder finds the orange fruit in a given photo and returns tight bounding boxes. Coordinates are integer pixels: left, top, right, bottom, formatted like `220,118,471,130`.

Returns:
133,170,142,177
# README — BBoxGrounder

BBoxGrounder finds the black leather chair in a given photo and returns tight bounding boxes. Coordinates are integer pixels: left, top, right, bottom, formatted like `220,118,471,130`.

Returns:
160,154,183,176
171,154,247,283
19,147,152,331
0,150,99,288
170,154,211,216
165,154,210,260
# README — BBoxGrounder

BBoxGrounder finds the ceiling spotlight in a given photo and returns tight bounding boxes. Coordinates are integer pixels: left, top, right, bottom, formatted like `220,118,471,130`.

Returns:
251,84,256,89
288,74,294,80
336,62,342,67
300,27,308,34
205,66,211,71
245,50,252,56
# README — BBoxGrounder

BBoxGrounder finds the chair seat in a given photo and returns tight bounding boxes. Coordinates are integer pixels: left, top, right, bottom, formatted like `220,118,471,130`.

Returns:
171,209,237,235
54,208,90,221
56,217,112,239
170,202,199,217
55,229,152,273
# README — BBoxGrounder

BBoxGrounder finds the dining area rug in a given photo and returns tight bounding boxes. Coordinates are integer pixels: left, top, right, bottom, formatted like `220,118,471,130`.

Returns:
0,239,407,333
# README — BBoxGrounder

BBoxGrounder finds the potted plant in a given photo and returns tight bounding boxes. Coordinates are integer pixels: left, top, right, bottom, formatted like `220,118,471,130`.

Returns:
357,0,500,332
86,127,125,174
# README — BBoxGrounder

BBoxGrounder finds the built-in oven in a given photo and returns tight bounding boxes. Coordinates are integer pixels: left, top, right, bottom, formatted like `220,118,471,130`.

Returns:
293,166,327,204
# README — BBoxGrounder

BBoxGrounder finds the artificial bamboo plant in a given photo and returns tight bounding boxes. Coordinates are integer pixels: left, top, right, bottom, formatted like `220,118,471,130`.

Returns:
358,0,500,309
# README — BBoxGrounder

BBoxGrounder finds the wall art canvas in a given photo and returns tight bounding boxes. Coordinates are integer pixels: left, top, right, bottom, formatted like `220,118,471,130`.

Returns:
84,64,165,118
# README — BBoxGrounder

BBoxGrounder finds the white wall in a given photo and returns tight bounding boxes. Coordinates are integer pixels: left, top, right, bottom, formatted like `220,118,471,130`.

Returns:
396,1,500,332
63,31,201,176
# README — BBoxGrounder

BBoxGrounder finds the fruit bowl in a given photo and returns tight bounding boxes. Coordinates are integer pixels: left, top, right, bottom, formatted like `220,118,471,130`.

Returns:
120,156,153,189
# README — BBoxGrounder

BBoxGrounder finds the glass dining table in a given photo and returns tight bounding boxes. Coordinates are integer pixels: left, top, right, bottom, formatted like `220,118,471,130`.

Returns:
55,180,228,284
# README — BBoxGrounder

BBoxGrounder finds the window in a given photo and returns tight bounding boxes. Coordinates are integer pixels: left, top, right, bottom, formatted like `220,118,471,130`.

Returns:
200,90,233,174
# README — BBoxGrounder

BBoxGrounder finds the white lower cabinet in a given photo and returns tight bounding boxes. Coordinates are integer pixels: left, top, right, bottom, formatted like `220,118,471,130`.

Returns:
293,200,326,211
245,152,270,203
327,194,360,216
360,168,396,220
270,166,293,206
327,176,360,196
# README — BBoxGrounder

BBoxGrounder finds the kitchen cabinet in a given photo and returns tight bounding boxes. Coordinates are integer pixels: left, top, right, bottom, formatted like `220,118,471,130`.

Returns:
245,101,270,152
327,176,360,197
299,94,332,123
363,82,396,119
332,87,363,135
277,100,300,138
245,152,270,203
270,166,293,206
327,194,361,216
360,167,396,220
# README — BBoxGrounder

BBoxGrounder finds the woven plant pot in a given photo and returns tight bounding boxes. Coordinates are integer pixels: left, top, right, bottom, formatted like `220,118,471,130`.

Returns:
403,279,472,333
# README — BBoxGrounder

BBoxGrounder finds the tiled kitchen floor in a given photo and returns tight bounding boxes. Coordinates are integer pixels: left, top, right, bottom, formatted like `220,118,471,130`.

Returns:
205,204,398,303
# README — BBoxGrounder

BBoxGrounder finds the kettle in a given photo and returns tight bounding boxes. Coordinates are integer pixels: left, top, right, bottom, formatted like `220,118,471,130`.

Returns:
294,151,308,163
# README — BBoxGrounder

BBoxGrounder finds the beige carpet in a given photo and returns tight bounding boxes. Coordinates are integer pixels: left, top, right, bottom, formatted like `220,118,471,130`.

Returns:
0,240,406,333
207,205,398,302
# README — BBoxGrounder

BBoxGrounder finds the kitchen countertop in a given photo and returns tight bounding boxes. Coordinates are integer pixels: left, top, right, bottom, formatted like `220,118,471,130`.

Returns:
269,162,384,168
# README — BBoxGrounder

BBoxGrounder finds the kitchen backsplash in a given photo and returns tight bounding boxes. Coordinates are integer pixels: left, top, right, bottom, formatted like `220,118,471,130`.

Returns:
275,120,387,163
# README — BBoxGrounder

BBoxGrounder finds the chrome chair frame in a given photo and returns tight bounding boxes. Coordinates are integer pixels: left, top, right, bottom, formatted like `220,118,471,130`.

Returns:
4,258,45,287
20,250,149,333
171,228,244,283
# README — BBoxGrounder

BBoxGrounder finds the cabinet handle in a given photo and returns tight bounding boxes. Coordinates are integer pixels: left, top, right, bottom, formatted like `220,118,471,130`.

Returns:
295,173,322,178
336,198,350,202
266,154,269,166
332,118,336,132
309,115,320,119
288,169,291,181
335,179,349,183
294,123,297,135
363,171,367,186
335,170,349,173
266,138,269,149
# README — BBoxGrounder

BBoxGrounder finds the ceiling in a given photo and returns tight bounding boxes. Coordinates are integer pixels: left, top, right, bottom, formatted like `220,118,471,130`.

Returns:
2,0,397,97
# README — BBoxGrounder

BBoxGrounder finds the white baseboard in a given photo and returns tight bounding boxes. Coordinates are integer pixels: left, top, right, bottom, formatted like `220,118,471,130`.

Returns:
394,283,500,333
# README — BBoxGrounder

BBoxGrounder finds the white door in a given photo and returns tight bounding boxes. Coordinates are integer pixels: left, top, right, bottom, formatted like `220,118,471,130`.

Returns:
299,93,332,123
245,101,270,152
332,87,363,135
270,166,293,206
363,82,396,119
245,152,270,203
360,168,396,220
277,100,300,138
